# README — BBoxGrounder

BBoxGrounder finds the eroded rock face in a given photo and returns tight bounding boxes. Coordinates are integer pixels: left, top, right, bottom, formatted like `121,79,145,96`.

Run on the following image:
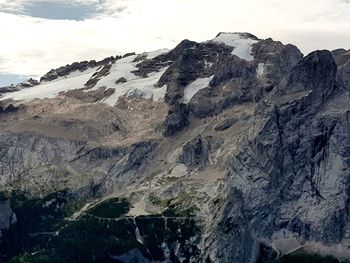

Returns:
163,103,189,136
252,38,304,85
178,136,212,169
332,49,350,67
156,35,303,129
0,103,20,114
62,86,115,103
337,61,350,91
0,132,158,196
203,50,350,263
277,50,336,98
157,40,233,105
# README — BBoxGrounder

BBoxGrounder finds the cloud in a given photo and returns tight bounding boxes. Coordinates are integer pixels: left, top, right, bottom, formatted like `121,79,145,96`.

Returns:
0,0,130,18
0,0,349,78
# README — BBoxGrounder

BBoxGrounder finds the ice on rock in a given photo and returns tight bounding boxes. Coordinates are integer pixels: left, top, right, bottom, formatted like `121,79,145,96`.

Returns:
256,63,265,76
183,76,214,104
0,68,96,101
213,33,258,61
0,53,169,106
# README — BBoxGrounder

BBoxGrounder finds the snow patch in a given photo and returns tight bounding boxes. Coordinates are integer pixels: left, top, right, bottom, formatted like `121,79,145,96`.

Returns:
101,67,169,106
0,52,168,106
183,76,214,104
0,68,96,102
88,54,169,106
146,49,169,60
170,164,188,178
205,60,214,69
256,63,265,77
213,33,258,61
91,54,138,90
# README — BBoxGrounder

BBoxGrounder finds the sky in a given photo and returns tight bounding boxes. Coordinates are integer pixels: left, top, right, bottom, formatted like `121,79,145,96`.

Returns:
0,0,350,86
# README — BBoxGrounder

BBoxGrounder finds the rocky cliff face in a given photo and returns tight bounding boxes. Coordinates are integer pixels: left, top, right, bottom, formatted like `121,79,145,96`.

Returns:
0,33,349,263
203,50,350,262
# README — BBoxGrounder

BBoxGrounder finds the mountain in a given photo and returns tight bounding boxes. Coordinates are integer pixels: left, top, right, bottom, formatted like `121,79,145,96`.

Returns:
0,32,350,263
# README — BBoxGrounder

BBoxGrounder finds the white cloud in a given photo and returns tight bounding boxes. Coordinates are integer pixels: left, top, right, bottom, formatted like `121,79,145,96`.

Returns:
0,0,130,16
0,0,349,77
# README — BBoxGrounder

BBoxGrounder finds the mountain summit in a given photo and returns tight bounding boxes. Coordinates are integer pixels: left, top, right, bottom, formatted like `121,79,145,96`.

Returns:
0,33,350,263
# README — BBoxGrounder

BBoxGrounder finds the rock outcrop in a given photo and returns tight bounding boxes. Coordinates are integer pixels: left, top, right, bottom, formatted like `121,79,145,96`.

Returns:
0,78,40,94
163,102,189,136
204,50,350,262
40,56,116,82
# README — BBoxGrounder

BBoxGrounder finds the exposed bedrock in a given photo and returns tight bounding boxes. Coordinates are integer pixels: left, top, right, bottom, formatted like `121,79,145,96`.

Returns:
204,50,350,262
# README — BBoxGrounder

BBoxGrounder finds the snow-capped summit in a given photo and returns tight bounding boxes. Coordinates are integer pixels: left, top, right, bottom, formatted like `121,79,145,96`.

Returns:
212,32,260,61
0,33,302,108
1,32,350,263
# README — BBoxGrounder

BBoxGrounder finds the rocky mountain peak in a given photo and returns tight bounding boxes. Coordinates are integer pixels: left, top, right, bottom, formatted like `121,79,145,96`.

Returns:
215,32,260,40
278,50,337,98
0,33,350,263
332,48,350,66
40,56,117,82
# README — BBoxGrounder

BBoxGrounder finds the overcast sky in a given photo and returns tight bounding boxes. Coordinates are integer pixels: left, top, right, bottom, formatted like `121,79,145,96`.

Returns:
1,0,350,86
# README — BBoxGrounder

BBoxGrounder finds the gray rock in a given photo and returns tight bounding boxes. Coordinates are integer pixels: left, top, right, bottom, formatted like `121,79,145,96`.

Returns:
40,56,116,82
214,117,239,131
159,37,303,122
252,38,304,85
115,77,128,84
163,103,189,137
178,136,211,169
0,131,158,197
0,78,40,94
337,61,350,91
332,48,350,67
113,249,151,263
0,103,20,114
203,50,348,263
62,86,115,103
84,64,112,89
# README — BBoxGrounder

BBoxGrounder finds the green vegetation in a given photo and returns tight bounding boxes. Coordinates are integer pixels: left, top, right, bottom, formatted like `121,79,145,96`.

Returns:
0,191,9,202
163,203,199,217
256,243,278,263
88,198,130,218
135,215,202,262
164,176,180,183
276,253,339,263
1,192,203,263
7,251,61,263
148,193,170,207
0,190,84,262
47,215,143,263
148,191,201,217
255,242,344,263
162,192,200,218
